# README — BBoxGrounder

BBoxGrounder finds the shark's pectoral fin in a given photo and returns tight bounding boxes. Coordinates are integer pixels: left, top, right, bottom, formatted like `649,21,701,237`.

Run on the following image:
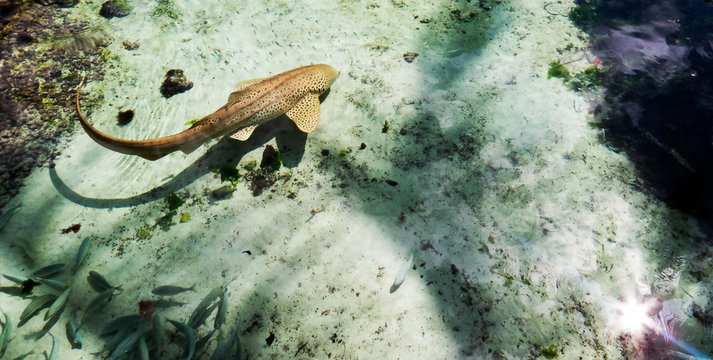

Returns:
180,141,202,155
229,125,258,141
286,94,320,133
139,153,165,161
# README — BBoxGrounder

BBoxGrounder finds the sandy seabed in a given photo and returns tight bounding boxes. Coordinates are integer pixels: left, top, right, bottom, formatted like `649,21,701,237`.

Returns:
1,0,711,359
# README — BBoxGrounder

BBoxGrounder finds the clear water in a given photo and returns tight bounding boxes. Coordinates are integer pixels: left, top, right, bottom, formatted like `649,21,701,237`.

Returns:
0,0,712,359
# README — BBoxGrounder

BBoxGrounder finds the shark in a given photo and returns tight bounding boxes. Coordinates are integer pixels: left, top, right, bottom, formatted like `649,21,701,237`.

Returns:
76,64,339,160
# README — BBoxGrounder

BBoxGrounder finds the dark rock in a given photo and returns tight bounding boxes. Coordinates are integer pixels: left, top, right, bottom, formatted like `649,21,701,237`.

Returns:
249,173,274,196
403,52,419,63
99,0,131,19
260,145,278,168
117,109,134,125
122,40,139,50
160,69,193,98
0,0,21,18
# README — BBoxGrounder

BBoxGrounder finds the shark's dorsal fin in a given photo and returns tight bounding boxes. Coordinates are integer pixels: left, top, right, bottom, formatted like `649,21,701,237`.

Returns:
236,78,266,90
285,94,320,133
227,78,266,104
230,125,258,141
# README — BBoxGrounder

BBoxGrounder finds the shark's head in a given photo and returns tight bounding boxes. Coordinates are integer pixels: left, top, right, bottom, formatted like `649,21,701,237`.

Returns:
311,64,339,94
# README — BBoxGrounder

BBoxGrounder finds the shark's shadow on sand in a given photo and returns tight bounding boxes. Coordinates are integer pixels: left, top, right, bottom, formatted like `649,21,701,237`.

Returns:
50,115,307,209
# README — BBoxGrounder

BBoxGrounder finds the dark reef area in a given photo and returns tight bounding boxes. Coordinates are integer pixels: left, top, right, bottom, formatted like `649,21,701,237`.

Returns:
0,0,106,209
573,0,713,234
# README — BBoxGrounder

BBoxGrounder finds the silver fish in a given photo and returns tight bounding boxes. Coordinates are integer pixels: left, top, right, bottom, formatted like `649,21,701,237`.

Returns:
11,350,34,360
3,274,27,284
87,271,122,293
214,288,229,330
0,311,12,358
66,310,83,349
109,323,144,360
98,321,135,354
76,237,91,268
45,288,71,321
138,335,149,360
152,313,164,356
37,278,68,291
86,288,115,314
18,294,56,327
30,263,65,279
168,319,196,360
188,281,231,329
48,333,58,360
152,284,196,296
0,203,20,231
101,315,141,336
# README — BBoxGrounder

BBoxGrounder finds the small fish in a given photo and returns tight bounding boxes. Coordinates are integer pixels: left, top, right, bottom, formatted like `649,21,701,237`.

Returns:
109,323,144,360
3,274,27,284
76,237,91,268
0,203,20,231
30,263,66,279
195,329,215,355
0,311,12,358
138,335,149,360
101,315,141,336
18,294,56,327
190,302,219,331
66,310,83,349
188,280,233,329
153,299,187,308
35,307,62,340
389,253,413,294
152,284,196,296
37,278,68,291
168,319,197,360
153,313,164,356
87,271,122,293
45,288,71,321
86,288,115,314
209,332,227,360
11,350,34,360
224,317,242,360
97,321,135,354
214,288,229,330
48,333,58,360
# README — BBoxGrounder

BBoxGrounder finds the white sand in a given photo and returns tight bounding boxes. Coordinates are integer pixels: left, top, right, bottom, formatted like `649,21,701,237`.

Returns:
1,0,710,359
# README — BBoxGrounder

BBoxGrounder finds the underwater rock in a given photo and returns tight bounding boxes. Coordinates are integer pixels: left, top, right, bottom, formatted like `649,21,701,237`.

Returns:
122,40,139,50
53,0,78,7
249,174,274,196
35,0,78,7
403,52,419,63
160,69,193,98
117,109,134,125
211,185,235,200
260,145,282,170
99,0,131,19
0,0,21,18
60,223,80,234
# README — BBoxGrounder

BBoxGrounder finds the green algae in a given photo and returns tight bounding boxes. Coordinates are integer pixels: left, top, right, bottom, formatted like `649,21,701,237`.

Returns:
214,166,242,186
138,228,152,239
163,193,185,211
547,61,570,80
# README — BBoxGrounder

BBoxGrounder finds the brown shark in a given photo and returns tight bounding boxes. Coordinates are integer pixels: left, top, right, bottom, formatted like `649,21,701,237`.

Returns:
76,64,339,160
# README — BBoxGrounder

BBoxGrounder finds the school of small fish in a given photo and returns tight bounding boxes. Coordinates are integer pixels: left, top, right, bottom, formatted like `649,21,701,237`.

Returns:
0,235,243,359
